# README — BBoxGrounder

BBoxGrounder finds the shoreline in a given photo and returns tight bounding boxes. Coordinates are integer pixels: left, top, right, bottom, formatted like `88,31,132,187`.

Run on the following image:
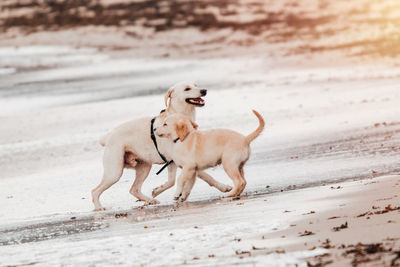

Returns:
0,171,388,230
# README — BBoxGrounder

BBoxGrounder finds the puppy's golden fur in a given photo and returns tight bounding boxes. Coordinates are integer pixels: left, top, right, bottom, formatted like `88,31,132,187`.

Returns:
156,110,265,201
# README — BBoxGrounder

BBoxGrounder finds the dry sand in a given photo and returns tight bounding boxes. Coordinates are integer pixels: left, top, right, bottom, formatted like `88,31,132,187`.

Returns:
255,175,400,266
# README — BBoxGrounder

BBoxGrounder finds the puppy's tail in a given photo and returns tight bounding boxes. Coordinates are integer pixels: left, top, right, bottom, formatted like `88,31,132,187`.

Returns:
246,110,265,144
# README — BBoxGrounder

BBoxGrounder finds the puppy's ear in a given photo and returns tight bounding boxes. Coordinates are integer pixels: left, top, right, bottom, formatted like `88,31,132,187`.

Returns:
190,120,198,130
164,88,174,107
175,121,190,142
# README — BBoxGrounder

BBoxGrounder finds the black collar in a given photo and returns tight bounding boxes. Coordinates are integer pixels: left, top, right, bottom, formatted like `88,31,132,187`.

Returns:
150,115,173,175
150,117,167,162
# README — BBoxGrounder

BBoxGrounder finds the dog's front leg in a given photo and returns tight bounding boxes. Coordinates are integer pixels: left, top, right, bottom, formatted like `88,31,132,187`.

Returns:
152,163,177,197
174,167,195,201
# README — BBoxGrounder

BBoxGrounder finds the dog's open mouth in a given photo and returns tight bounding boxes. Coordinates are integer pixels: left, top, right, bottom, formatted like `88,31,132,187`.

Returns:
186,97,205,106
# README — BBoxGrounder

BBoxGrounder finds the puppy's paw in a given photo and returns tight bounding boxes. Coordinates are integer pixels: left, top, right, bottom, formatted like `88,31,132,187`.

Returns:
178,193,188,202
178,197,186,203
221,185,233,192
146,198,160,205
173,193,182,201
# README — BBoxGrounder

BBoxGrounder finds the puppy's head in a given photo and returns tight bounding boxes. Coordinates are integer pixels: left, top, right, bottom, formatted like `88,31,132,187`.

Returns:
164,81,207,108
156,114,198,142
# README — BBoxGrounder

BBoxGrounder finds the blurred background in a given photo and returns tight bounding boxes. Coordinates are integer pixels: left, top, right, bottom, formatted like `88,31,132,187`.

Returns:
1,0,400,56
1,1,400,265
1,0,400,107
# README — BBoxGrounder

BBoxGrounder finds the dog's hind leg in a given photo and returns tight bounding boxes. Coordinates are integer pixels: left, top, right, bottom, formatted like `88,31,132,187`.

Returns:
152,163,177,198
92,145,124,211
129,161,159,205
197,171,232,192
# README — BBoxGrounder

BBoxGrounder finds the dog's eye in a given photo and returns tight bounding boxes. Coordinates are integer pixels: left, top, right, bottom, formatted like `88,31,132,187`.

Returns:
163,123,167,126
184,87,191,91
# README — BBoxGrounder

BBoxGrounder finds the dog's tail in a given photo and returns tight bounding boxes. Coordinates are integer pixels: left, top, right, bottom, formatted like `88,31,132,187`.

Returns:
99,134,109,147
245,110,265,144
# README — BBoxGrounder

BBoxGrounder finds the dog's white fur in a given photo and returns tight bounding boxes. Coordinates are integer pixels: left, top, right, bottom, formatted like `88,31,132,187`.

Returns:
155,110,265,202
91,81,231,211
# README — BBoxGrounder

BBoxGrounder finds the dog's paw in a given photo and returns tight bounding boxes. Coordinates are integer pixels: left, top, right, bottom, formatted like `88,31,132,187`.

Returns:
152,187,161,197
222,192,241,199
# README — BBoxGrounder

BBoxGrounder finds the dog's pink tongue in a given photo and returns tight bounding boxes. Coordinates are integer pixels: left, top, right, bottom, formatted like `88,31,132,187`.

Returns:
195,98,204,104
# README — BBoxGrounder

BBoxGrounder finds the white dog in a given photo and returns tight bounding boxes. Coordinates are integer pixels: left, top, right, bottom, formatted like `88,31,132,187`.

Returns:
91,81,232,210
155,110,264,202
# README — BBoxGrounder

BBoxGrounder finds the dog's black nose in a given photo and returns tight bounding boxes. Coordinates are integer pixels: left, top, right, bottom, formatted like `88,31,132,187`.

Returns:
200,89,207,96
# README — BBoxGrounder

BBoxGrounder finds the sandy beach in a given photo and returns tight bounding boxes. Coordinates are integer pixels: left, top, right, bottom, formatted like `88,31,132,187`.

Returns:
1,175,398,266
264,175,400,267
1,0,400,266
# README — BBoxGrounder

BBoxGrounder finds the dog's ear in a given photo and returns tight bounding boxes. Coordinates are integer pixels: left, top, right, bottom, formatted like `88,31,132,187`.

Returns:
175,121,190,142
164,88,174,107
190,120,198,130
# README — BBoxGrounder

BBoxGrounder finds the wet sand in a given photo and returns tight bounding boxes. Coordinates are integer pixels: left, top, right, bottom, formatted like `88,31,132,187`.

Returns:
1,175,399,266
1,0,400,265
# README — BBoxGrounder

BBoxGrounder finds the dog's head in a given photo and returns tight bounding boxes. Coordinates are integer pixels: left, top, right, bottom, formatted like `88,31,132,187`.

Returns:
164,81,207,109
155,114,198,142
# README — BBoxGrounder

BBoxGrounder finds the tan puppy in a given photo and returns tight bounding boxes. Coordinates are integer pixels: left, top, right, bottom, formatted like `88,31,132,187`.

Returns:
91,81,232,211
155,110,265,201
